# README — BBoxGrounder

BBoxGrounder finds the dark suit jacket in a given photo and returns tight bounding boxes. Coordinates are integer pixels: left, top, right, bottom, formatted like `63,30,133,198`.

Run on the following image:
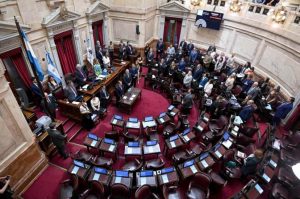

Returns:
241,156,260,176
99,89,109,100
75,68,87,86
147,52,154,62
156,42,164,53
183,93,193,108
47,128,66,148
123,74,132,87
126,45,134,55
65,85,78,102
193,68,203,81
179,41,187,50
239,105,254,122
207,45,216,52
187,43,194,53
115,84,124,99
31,83,42,97
274,102,293,119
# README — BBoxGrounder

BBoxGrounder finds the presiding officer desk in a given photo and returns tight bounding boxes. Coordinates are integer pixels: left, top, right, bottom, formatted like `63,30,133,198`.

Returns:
57,61,130,123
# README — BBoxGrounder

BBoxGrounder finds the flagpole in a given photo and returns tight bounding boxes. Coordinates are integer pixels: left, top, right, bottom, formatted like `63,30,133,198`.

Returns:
14,16,55,121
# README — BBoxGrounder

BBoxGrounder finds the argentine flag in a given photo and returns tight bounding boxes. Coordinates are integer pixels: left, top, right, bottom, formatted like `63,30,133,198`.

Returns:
46,51,62,84
20,29,44,81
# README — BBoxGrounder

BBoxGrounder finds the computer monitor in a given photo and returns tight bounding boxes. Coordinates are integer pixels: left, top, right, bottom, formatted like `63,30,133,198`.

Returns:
128,141,139,147
183,159,195,168
146,140,157,146
145,116,154,122
161,167,174,174
168,105,175,111
88,133,98,140
104,138,115,144
115,170,129,177
128,117,138,123
214,143,221,151
159,112,166,118
182,128,190,135
73,160,85,168
114,115,123,120
140,170,154,177
223,132,230,140
199,152,209,160
170,134,179,142
95,167,108,174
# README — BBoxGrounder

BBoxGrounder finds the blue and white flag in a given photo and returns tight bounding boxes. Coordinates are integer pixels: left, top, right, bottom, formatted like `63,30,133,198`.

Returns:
46,51,62,84
20,29,44,81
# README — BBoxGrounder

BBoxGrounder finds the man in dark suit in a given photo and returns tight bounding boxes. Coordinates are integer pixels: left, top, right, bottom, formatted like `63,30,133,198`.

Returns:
41,92,56,119
96,45,104,66
179,39,187,53
147,48,154,65
182,89,193,110
242,75,254,93
193,64,204,82
31,78,42,98
239,100,255,122
187,41,194,55
273,97,294,126
99,85,110,108
64,80,82,102
47,122,68,159
156,38,164,60
115,81,124,104
189,47,198,64
178,58,186,72
75,64,87,86
158,58,167,76
123,69,133,91
126,41,134,56
207,43,216,53
130,64,138,87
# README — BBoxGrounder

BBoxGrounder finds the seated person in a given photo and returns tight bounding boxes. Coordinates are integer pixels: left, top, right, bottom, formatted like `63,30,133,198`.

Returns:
79,99,94,130
266,89,280,109
47,75,60,92
239,100,256,122
102,52,110,68
242,82,260,104
123,69,133,91
115,80,125,103
99,85,110,108
241,149,264,178
93,59,102,77
64,80,82,102
75,64,87,86
183,71,193,88
130,64,138,87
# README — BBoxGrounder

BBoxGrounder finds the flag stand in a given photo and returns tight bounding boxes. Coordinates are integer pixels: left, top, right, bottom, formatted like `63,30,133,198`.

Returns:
14,16,55,121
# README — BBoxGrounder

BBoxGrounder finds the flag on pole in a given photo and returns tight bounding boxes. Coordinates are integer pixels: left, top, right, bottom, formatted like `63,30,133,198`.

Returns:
46,51,62,84
20,29,44,81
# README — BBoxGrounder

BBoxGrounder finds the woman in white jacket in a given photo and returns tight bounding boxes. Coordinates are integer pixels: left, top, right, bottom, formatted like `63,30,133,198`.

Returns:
183,71,193,88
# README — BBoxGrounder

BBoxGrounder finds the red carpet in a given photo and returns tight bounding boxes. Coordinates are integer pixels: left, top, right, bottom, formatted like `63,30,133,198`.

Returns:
22,67,274,199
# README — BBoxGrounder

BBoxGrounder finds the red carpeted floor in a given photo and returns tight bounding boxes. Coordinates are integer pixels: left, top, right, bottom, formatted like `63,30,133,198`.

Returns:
22,67,279,199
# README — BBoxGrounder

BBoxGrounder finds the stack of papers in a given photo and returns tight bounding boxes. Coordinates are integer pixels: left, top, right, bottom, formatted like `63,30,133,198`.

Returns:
123,96,128,100
237,151,246,158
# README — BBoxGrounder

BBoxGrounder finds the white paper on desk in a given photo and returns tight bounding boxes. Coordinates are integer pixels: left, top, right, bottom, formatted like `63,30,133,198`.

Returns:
82,84,89,90
190,165,197,173
222,140,232,149
112,119,117,125
129,97,134,101
170,141,176,148
233,126,239,132
132,94,136,98
71,166,79,174
231,130,237,137
72,101,80,105
215,150,222,158
170,112,175,116
93,173,100,181
108,145,115,152
140,177,147,185
123,96,127,100
203,116,209,122
255,184,264,194
161,174,169,183
198,125,203,132
127,147,133,154
115,176,122,183
184,135,189,142
265,104,272,110
160,118,165,123
91,140,97,147
148,147,154,153
201,160,208,168
262,173,270,182
237,151,246,158
273,139,280,150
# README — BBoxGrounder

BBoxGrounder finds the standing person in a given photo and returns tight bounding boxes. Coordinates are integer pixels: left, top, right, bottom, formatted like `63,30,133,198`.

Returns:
241,149,264,178
239,100,256,122
130,64,138,87
102,52,110,68
90,95,101,115
0,175,13,199
47,122,68,159
156,38,164,59
41,92,56,119
79,100,94,130
204,79,214,96
144,43,150,59
108,41,114,61
183,71,193,88
47,75,59,92
93,58,102,77
225,73,236,91
147,48,154,66
99,85,110,108
182,89,193,113
272,97,295,127
115,81,124,106
123,69,133,91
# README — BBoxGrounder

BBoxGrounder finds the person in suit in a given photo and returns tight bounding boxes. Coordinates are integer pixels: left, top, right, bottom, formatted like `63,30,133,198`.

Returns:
158,58,167,76
47,76,59,92
199,73,209,88
272,97,295,126
182,89,193,110
0,175,13,199
241,149,264,178
144,43,150,59
242,75,254,93
183,71,193,88
245,82,261,100
108,41,114,60
47,122,68,159
167,44,175,57
75,64,87,86
178,58,186,72
64,80,81,102
179,39,187,53
207,43,216,53
123,69,133,91
41,92,56,119
96,44,104,66
95,40,101,53
119,41,126,60
126,41,134,56
176,46,184,61
239,100,256,122
79,100,94,130
90,95,101,115
115,81,124,105
189,47,198,64
156,38,164,59
187,41,194,55
147,48,154,65
31,78,43,99
193,64,203,82
99,85,110,108
130,64,138,87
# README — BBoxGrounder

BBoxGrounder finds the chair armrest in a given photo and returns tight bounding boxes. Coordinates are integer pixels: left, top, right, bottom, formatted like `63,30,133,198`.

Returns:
80,189,90,198
61,179,71,184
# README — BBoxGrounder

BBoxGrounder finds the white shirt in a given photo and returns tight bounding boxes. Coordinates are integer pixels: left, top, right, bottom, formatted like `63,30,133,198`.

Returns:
103,56,110,66
225,77,235,90
183,74,193,87
80,102,91,114
204,82,213,96
91,97,100,111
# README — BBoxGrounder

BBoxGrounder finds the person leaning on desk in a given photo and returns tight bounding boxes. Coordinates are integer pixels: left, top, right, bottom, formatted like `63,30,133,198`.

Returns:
0,175,13,199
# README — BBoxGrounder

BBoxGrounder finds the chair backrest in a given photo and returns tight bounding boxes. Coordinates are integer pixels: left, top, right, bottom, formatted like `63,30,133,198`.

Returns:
70,174,79,191
135,185,152,199
191,172,211,191
53,85,65,100
16,88,30,108
91,181,105,196
110,183,130,199
217,115,229,128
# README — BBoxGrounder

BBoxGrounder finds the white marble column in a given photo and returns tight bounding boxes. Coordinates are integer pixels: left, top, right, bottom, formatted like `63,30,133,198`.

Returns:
73,22,83,65
48,30,66,87
179,16,187,43
158,15,166,40
88,19,96,57
103,12,110,47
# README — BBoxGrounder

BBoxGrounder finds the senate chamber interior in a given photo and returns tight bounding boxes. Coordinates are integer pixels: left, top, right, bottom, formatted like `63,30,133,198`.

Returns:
0,0,300,198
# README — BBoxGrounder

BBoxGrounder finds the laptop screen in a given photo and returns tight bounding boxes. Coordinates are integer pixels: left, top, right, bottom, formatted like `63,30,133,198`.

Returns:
161,167,174,174
170,134,179,142
140,170,154,177
145,116,153,122
223,132,230,140
199,152,209,160
73,160,85,168
104,138,115,144
168,105,175,111
159,112,166,118
182,128,190,135
95,167,108,174
214,143,221,151
128,117,138,123
183,159,195,168
88,133,98,140
115,170,129,177
128,141,139,147
114,115,123,120
146,140,157,146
